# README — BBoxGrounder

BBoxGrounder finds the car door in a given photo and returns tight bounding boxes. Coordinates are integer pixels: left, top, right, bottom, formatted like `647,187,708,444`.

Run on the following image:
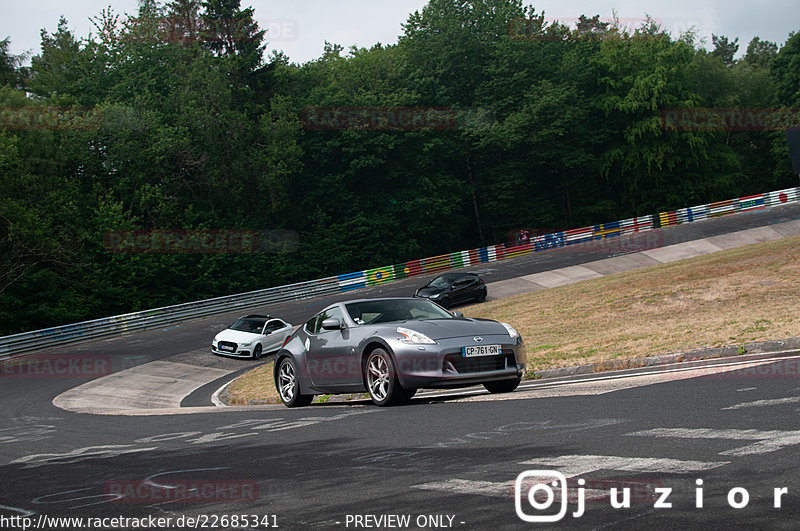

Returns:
304,306,357,387
261,319,289,353
451,277,473,304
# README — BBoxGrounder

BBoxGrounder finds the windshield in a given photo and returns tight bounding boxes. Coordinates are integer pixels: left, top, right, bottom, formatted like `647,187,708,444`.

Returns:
428,276,453,288
229,318,265,334
345,299,454,325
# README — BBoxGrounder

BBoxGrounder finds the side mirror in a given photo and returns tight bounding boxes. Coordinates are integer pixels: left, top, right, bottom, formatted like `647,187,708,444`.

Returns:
321,318,343,331
452,311,464,318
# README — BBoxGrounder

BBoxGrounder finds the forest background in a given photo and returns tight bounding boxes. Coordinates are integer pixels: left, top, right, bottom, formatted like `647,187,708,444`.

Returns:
1,0,798,335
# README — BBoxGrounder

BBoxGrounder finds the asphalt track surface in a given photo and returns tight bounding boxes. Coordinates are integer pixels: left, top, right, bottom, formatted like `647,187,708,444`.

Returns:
2,203,800,529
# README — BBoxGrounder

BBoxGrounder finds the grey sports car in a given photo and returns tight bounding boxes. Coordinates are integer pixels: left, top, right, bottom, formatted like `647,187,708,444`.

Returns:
273,297,525,407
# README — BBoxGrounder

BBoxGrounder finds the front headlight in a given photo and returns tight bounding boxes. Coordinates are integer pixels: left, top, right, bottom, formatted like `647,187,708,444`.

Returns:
501,322,519,339
397,327,437,344
240,341,253,347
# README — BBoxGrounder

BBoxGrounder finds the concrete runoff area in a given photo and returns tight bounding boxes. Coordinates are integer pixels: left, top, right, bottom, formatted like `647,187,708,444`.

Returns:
53,360,233,414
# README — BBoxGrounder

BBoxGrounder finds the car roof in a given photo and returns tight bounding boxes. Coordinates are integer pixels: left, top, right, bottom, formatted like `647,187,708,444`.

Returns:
434,272,478,279
241,314,271,319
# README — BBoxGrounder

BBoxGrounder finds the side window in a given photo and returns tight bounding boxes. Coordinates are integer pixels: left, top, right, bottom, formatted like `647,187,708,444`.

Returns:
454,278,470,289
306,307,342,334
317,307,343,333
265,320,284,333
305,315,317,333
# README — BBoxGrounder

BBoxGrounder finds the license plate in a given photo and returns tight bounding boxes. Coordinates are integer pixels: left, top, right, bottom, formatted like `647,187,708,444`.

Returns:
462,345,500,357
220,345,236,352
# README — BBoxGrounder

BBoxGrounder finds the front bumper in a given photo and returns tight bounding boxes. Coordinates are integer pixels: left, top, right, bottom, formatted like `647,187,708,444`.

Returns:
211,343,253,358
389,334,525,389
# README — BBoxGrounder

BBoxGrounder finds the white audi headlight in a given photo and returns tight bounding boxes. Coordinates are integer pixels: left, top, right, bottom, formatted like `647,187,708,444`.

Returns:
501,322,519,339
397,327,436,344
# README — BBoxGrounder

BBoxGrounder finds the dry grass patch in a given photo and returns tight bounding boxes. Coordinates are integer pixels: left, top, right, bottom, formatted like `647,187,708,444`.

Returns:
223,361,281,405
465,235,800,372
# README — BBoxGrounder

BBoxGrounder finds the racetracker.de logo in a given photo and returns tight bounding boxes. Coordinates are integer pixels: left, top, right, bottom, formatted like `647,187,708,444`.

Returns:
1,354,112,378
104,479,259,504
301,106,494,131
0,106,103,130
104,229,299,254
661,108,800,131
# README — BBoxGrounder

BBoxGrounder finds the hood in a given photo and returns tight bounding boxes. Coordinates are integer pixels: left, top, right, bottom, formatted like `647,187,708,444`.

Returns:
416,286,445,297
393,318,508,341
214,329,261,343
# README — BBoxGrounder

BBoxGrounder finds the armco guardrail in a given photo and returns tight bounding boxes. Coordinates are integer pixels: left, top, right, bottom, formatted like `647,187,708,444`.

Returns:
335,186,800,290
1,186,799,359
0,277,339,359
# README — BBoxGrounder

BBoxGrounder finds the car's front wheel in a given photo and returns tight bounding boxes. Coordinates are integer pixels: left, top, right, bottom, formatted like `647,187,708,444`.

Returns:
483,377,521,394
276,357,314,407
252,344,263,359
365,348,408,407
397,387,417,403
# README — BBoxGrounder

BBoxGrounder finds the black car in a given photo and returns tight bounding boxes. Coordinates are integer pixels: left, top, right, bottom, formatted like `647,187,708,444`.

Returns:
414,272,487,309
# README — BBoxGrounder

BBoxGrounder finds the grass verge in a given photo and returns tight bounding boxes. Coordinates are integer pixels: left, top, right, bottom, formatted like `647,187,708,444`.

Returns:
222,361,280,405
222,234,800,404
467,234,800,372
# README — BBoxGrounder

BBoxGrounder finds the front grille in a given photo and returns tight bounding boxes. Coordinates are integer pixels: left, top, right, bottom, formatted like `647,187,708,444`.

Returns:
217,341,239,353
444,350,515,374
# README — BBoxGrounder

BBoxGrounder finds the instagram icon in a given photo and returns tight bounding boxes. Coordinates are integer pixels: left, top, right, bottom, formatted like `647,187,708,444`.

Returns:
515,470,574,522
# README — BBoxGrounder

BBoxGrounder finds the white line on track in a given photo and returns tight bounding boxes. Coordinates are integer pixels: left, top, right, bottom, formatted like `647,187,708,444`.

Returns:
626,428,800,456
722,396,800,410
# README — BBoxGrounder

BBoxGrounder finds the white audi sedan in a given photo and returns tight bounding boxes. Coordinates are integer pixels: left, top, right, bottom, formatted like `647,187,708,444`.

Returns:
212,315,292,359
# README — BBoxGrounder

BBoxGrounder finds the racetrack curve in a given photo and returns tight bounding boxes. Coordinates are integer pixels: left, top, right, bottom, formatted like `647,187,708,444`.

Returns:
2,203,800,529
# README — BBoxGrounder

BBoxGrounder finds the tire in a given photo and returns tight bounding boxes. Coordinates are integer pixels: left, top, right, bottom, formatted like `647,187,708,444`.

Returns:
276,357,313,407
397,387,417,404
476,289,487,303
252,344,263,360
364,348,407,407
439,297,451,310
483,377,521,394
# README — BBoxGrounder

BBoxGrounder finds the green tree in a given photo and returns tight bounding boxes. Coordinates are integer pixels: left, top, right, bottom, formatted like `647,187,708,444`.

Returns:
0,38,28,88
29,17,83,100
201,0,265,75
772,32,800,106
744,36,778,67
165,0,203,45
574,14,610,40
711,34,739,66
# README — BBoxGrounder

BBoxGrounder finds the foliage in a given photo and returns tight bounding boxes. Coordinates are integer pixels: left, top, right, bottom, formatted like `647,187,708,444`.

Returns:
0,1,797,334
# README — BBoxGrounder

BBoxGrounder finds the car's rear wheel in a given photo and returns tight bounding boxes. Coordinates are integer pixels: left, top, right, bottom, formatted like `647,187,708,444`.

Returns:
252,344,262,359
476,290,487,302
483,377,521,394
365,348,407,407
276,357,313,407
